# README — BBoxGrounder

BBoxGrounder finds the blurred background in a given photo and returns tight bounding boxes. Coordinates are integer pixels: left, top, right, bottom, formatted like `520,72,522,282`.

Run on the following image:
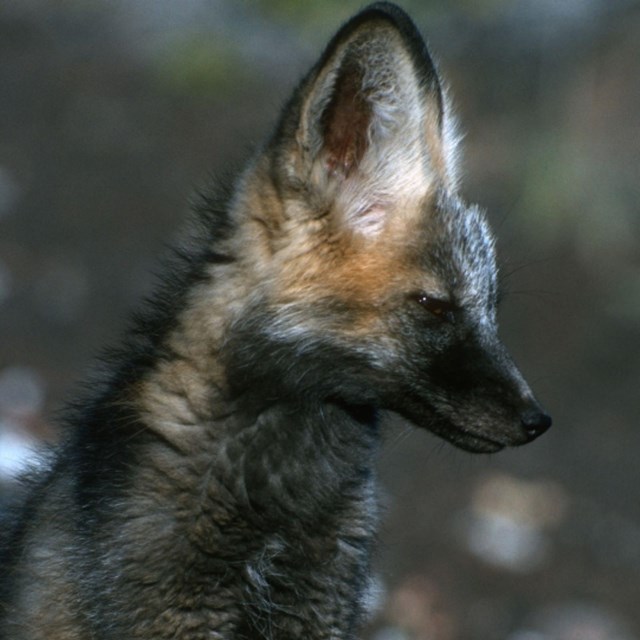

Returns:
0,1,638,638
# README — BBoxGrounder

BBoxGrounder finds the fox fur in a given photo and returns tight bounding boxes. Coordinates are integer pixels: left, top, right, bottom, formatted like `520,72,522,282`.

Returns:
0,3,550,639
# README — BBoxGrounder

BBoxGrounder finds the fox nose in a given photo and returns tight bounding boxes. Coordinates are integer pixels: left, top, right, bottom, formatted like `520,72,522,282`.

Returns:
521,408,552,440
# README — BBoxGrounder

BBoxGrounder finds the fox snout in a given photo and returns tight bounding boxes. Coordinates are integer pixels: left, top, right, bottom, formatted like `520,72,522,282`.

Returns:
484,339,552,446
414,330,552,453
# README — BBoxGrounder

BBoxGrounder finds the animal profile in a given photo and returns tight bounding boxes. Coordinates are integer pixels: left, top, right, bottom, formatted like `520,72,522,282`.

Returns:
0,3,550,639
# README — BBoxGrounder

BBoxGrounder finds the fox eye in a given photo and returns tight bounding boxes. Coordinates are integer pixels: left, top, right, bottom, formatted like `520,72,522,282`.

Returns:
413,293,456,323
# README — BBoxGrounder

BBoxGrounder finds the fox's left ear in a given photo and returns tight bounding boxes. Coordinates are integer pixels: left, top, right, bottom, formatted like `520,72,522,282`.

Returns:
269,3,459,236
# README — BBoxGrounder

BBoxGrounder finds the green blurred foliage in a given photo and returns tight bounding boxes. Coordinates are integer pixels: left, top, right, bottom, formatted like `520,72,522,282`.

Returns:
154,35,252,97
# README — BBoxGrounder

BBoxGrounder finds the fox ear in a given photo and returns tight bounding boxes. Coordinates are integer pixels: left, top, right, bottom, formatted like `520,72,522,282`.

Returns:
271,4,458,236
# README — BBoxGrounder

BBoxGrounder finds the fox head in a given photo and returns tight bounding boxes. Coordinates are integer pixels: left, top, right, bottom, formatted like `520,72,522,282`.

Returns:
223,2,551,453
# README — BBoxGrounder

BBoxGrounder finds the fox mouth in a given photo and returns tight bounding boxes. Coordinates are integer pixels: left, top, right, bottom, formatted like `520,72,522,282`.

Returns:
427,409,548,454
395,400,523,453
390,404,508,453
440,427,506,453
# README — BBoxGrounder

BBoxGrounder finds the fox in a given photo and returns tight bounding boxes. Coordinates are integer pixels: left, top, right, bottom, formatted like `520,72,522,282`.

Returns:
0,3,551,639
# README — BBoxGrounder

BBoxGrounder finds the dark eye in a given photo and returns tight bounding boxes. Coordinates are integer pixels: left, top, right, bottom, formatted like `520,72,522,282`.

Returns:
413,293,456,323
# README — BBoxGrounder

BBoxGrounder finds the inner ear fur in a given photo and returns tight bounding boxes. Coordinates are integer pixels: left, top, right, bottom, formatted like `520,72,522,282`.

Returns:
261,4,458,237
320,59,371,178
300,20,429,179
299,5,447,175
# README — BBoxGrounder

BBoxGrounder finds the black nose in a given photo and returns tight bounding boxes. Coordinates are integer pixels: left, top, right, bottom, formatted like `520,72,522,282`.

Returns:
521,408,552,440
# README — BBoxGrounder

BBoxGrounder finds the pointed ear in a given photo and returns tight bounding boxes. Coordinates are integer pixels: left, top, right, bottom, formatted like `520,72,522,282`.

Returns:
270,3,459,236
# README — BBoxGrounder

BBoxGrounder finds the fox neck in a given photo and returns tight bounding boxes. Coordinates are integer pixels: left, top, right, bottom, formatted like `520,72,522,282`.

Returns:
128,299,380,531
66,297,379,637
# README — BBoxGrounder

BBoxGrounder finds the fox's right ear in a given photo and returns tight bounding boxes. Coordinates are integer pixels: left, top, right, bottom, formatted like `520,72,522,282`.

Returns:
268,3,459,237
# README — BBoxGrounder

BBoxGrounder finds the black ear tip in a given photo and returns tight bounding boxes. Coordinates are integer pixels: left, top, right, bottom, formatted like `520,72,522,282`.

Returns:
358,2,411,20
347,2,418,37
328,2,441,97
312,2,419,80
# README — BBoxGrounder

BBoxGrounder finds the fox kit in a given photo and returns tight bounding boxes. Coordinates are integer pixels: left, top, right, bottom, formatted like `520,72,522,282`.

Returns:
0,3,550,639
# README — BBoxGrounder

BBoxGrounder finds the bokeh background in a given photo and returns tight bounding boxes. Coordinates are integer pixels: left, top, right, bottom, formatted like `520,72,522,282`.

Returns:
0,1,639,639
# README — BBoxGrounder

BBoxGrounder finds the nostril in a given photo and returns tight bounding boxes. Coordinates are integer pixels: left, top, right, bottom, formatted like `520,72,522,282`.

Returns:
521,409,552,439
